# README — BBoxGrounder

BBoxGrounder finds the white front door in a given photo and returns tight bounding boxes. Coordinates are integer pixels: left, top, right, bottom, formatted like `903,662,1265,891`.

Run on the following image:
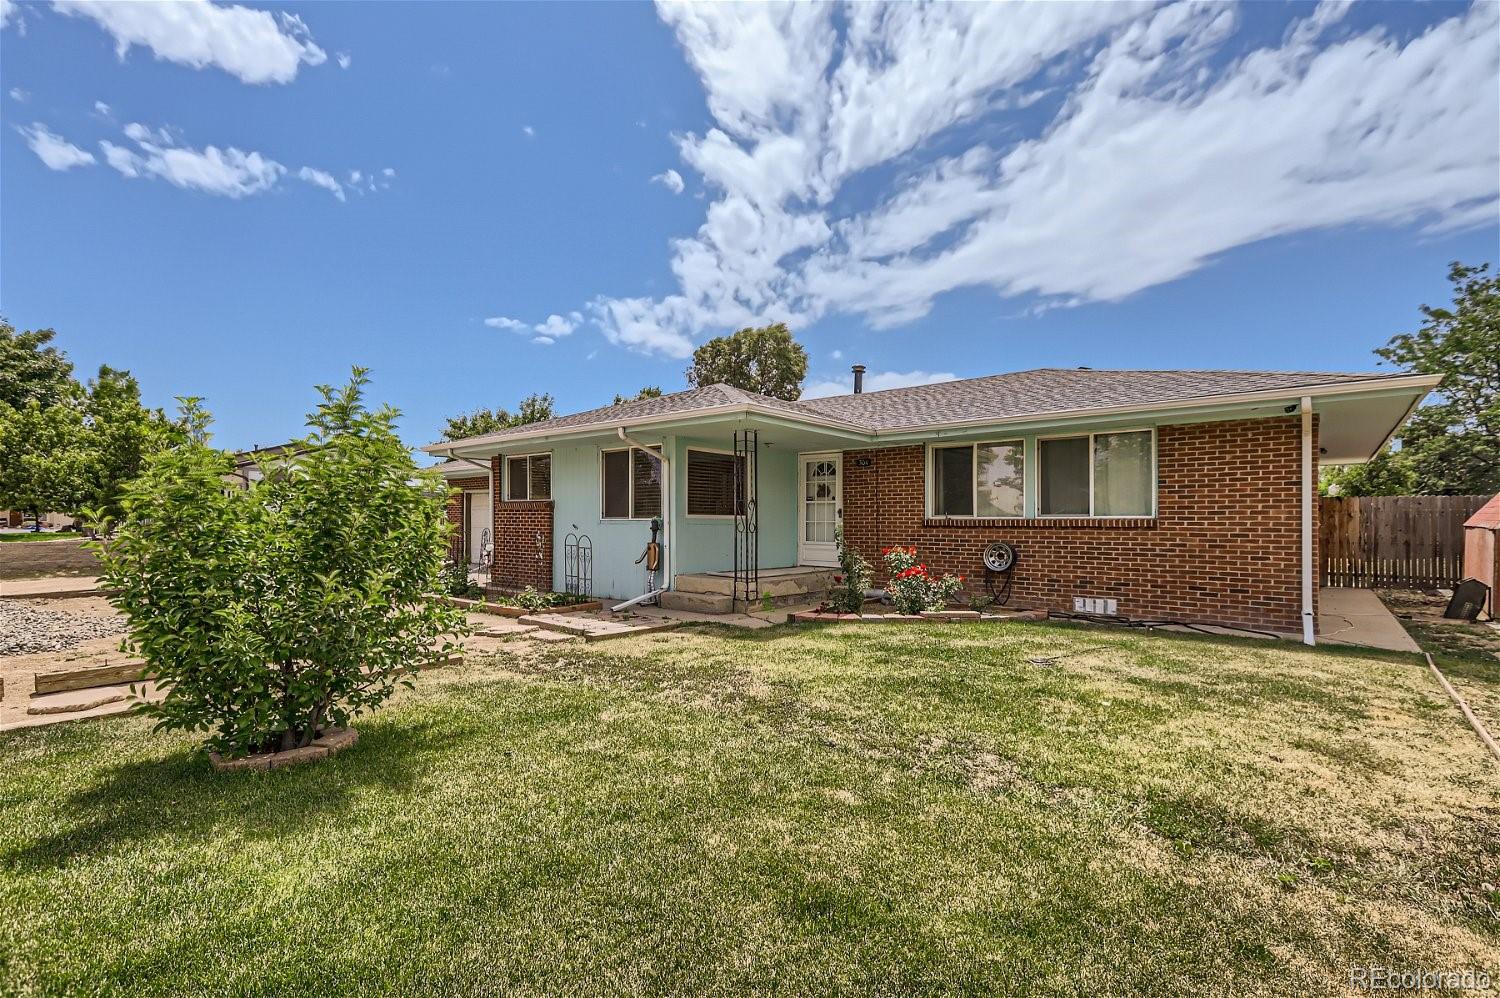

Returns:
466,491,489,565
798,452,841,567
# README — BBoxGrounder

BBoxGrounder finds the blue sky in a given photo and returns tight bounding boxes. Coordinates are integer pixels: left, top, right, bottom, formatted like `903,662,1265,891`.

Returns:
2,1,1496,456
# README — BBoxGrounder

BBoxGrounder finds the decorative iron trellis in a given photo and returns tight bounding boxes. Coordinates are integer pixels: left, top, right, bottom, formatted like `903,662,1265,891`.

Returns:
563,532,593,599
732,429,759,609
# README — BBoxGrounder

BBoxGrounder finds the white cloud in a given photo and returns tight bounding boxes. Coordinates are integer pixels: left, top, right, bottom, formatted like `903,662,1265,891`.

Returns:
0,0,13,28
534,312,582,339
93,100,112,117
297,166,344,201
8,87,27,102
19,123,96,170
522,125,535,138
100,123,284,197
336,51,351,69
651,168,685,194
579,1,1499,356
829,349,842,360
123,121,173,145
485,311,584,345
802,369,957,400
52,0,327,85
382,167,395,178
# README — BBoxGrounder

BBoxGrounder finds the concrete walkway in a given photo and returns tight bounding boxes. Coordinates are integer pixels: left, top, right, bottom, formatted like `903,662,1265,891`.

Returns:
1318,588,1422,654
0,576,106,599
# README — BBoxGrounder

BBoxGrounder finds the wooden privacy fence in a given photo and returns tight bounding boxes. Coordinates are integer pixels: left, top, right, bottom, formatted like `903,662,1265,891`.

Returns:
1320,495,1492,588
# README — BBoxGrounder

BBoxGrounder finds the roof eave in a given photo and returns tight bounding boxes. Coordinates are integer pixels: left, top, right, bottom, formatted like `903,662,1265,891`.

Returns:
422,402,871,457
421,373,1441,456
866,373,1442,439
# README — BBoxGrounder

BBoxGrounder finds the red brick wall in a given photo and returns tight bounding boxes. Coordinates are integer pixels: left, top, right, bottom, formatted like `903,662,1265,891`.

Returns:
444,476,488,562
840,416,1319,634
489,455,553,591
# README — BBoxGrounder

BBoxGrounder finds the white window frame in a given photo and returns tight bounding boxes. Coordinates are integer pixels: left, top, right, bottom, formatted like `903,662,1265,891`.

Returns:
599,445,662,521
504,452,552,502
1036,427,1157,519
684,446,750,520
925,439,1026,519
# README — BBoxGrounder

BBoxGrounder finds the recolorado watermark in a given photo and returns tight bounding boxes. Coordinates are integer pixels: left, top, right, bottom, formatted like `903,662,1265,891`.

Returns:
1349,966,1492,992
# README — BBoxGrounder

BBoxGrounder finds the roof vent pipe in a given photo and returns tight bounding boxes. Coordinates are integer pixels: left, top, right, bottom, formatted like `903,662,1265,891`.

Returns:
852,364,866,394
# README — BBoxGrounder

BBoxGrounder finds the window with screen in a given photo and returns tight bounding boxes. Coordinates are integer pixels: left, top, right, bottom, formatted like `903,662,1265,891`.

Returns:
1039,437,1090,516
930,441,1023,518
687,450,743,516
600,447,661,519
1092,431,1152,516
528,455,551,500
631,448,662,519
601,450,630,518
506,457,528,501
506,454,550,501
932,446,974,517
1039,432,1154,516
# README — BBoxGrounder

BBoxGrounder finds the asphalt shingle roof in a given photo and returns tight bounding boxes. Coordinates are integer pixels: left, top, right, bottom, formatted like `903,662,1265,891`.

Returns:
797,368,1409,431
431,368,1415,449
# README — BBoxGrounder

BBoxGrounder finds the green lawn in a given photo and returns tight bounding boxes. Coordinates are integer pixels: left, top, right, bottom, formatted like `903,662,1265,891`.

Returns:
0,532,74,542
3,622,1498,995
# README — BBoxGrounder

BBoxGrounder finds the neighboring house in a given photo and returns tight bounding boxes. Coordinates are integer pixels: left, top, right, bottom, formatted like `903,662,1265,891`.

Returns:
224,443,308,491
425,366,1439,642
436,457,495,568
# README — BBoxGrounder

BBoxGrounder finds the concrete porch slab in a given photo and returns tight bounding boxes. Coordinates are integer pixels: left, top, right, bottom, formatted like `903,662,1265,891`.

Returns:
1318,588,1422,654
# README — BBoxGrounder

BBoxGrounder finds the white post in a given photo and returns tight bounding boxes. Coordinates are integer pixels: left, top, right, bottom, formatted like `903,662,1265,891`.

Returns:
1301,396,1316,646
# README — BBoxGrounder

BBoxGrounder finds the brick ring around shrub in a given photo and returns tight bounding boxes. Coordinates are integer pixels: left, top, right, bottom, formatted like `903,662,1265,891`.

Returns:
208,728,359,772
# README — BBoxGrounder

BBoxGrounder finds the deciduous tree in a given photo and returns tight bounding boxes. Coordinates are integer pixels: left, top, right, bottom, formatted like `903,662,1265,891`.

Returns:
442,393,555,440
684,322,808,401
1332,262,1499,496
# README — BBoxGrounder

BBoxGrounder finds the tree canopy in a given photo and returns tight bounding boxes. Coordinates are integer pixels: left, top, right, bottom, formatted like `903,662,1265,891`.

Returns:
684,322,808,401
0,325,180,522
613,386,663,405
442,393,555,440
1323,262,1499,496
0,321,74,410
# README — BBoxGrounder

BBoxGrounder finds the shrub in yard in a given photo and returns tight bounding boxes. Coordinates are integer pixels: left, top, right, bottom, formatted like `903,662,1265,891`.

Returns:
882,546,963,614
827,523,872,614
92,370,467,759
442,559,484,599
511,585,560,612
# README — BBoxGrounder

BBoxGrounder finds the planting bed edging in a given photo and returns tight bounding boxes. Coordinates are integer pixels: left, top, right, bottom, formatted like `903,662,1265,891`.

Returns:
433,595,602,618
209,728,359,772
789,608,1048,625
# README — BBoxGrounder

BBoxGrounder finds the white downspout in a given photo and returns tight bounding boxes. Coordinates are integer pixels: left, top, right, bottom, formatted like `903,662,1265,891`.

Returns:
616,427,671,593
1301,396,1316,646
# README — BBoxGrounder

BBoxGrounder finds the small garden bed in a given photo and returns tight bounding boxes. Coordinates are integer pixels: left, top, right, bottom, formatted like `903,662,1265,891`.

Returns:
790,607,1047,625
436,593,602,618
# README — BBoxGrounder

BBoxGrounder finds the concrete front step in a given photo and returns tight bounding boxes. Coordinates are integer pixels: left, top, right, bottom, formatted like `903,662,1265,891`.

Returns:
673,567,837,599
659,590,734,614
660,587,830,615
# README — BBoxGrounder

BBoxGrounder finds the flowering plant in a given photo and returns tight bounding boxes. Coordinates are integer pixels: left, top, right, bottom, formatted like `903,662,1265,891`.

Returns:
881,545,964,614
825,523,872,614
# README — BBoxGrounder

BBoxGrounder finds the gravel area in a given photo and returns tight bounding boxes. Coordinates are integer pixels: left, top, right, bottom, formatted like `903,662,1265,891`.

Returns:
0,599,126,656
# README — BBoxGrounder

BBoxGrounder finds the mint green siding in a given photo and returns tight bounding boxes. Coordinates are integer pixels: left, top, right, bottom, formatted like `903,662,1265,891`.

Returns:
540,433,798,599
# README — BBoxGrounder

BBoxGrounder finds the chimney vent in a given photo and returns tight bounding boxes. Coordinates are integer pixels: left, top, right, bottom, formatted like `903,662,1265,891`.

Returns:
852,364,866,394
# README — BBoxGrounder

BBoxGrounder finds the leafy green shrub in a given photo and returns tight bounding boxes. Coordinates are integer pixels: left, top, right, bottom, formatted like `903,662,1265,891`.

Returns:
881,546,963,614
442,560,484,599
92,370,467,759
827,523,871,614
511,585,560,612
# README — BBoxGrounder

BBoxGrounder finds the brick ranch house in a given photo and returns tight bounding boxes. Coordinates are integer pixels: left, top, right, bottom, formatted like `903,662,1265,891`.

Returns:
427,367,1438,643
